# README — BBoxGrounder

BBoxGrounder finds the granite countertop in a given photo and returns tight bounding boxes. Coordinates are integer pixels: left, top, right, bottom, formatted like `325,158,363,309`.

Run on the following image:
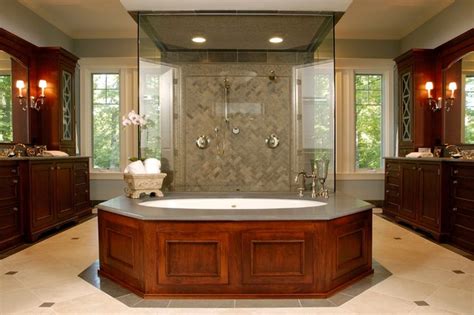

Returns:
0,156,89,161
384,157,474,163
97,192,373,221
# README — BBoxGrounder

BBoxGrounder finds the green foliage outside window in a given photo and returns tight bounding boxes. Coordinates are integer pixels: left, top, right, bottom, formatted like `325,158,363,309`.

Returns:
355,74,382,169
92,74,120,170
464,75,474,143
0,75,12,142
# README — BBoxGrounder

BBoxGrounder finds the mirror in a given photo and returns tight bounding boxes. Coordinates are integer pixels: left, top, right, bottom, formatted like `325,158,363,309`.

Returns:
0,49,28,143
443,51,474,145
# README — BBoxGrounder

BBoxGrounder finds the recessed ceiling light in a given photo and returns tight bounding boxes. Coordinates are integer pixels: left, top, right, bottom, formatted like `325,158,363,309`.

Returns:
192,36,206,43
269,37,283,44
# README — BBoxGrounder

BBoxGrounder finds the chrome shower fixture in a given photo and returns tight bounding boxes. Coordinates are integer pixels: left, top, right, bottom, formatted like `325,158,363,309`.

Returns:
269,70,277,81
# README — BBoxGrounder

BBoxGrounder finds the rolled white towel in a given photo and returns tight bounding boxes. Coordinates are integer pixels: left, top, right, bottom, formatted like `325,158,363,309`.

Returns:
127,160,146,174
144,158,161,174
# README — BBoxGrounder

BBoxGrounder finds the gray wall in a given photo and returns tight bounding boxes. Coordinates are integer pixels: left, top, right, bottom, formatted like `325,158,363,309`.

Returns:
0,0,73,51
400,0,474,53
74,39,137,58
336,39,400,59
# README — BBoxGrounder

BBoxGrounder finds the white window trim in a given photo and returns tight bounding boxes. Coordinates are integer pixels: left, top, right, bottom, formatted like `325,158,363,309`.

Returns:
79,57,138,180
336,58,395,180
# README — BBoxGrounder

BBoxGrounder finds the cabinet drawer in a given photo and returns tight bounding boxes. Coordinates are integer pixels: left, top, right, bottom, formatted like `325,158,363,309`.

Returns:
386,162,400,172
451,166,474,178
0,203,21,238
0,176,20,205
74,169,89,184
385,174,400,185
0,165,19,176
451,177,474,202
74,162,89,170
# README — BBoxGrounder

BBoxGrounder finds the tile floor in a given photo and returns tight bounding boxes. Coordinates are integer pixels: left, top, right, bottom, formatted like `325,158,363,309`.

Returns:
0,214,473,314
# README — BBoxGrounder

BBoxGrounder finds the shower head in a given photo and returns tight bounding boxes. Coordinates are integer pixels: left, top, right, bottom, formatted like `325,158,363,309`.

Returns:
269,70,277,81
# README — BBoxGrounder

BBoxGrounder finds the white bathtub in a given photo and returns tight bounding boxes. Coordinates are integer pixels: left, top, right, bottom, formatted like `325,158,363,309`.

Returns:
138,198,327,210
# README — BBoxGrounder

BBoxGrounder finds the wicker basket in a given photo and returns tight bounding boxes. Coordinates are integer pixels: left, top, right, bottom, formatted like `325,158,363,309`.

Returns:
123,173,167,198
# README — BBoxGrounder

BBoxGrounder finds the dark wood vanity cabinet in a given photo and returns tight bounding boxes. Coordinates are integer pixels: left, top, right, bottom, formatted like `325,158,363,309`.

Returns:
38,48,78,155
384,159,445,240
24,158,90,241
394,50,435,157
0,162,23,251
448,163,474,253
384,158,474,252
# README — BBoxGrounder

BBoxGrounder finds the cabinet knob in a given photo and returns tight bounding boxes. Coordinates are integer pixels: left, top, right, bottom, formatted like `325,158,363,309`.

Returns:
10,168,16,173
453,169,459,174
57,166,61,170
12,179,18,184
50,166,54,170
418,168,421,171
453,180,458,184
84,171,88,175
13,207,18,212
453,207,458,212
85,190,88,193
412,166,416,170
386,190,389,193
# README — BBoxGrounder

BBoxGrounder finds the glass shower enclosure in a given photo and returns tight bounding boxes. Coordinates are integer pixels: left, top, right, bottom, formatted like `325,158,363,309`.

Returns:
137,12,335,193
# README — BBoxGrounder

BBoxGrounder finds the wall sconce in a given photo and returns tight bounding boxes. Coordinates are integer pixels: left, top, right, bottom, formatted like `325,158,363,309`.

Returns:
425,81,457,112
15,79,47,111
445,82,457,112
425,81,442,111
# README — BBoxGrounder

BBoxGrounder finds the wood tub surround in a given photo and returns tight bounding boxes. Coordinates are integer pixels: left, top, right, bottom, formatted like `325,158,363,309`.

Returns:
97,196,373,299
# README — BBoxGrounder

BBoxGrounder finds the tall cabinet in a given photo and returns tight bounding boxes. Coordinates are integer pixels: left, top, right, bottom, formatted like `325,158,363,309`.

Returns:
38,48,78,155
394,49,435,156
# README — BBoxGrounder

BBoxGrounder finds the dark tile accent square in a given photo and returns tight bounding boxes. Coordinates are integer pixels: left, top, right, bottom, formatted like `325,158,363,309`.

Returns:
168,299,234,308
235,299,300,308
5,271,18,275
71,237,80,240
394,237,402,240
414,301,429,306
39,302,55,308
134,299,170,308
300,299,334,307
452,270,465,274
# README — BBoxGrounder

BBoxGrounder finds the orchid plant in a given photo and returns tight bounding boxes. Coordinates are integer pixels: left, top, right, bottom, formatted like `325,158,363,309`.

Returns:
122,110,147,127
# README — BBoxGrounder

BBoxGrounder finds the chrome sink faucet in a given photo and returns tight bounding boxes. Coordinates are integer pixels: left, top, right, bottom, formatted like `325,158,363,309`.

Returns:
11,143,26,157
294,171,307,197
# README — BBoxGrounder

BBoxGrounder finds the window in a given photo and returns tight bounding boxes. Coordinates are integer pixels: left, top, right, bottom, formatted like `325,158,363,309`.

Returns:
464,75,474,143
91,73,120,170
0,74,12,142
355,74,383,170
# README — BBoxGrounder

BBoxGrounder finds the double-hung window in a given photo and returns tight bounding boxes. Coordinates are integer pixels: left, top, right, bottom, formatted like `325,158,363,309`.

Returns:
0,74,12,142
354,73,383,170
463,74,474,143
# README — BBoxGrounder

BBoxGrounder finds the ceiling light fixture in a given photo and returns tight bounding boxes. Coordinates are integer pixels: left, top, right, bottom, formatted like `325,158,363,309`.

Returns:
269,37,283,44
192,36,206,43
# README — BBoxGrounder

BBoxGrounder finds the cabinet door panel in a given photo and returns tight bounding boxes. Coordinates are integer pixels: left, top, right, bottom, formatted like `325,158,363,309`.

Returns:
30,163,55,229
0,204,21,238
399,163,418,221
418,164,441,229
56,162,75,220
0,176,20,206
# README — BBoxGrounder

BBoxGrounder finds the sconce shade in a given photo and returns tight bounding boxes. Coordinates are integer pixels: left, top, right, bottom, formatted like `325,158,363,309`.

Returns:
448,82,457,91
16,80,25,89
38,80,47,89
425,81,434,91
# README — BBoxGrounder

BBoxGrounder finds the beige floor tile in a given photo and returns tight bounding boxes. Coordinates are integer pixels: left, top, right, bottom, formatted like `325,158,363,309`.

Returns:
29,277,100,303
370,276,438,301
341,290,415,314
0,288,43,314
426,286,474,315
445,274,474,292
0,273,26,293
408,305,459,314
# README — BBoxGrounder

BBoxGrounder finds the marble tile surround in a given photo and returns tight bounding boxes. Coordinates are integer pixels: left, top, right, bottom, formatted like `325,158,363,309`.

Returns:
176,64,294,192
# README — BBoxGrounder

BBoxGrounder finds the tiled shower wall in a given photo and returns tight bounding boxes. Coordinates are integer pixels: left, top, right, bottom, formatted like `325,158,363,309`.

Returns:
174,64,294,192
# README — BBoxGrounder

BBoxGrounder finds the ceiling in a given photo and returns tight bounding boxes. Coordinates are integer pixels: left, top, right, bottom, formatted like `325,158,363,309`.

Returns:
140,14,332,51
17,0,456,40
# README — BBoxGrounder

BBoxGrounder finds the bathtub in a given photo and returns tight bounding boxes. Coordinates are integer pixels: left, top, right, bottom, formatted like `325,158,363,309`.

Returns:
139,198,327,210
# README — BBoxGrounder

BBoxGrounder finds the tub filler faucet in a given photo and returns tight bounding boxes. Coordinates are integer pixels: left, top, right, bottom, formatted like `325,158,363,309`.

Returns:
294,170,319,198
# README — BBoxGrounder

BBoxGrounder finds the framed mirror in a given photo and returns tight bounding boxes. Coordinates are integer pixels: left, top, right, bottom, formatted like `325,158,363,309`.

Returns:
443,51,474,145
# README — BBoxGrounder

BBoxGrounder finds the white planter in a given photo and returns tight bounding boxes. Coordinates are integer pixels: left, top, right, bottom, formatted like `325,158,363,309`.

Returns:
123,173,167,199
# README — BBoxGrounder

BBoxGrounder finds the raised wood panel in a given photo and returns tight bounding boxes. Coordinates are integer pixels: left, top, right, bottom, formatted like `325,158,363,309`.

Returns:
99,212,143,286
0,176,19,205
157,232,229,285
242,231,313,284
30,163,55,229
55,162,75,220
399,163,418,221
0,204,21,236
418,164,441,229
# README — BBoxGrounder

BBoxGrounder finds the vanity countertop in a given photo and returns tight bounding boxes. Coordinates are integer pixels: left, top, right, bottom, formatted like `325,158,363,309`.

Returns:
384,157,474,163
0,156,89,161
97,192,373,221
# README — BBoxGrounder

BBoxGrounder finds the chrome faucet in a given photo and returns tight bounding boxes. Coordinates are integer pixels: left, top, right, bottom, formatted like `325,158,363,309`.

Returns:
11,143,26,157
445,144,461,157
294,171,307,197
